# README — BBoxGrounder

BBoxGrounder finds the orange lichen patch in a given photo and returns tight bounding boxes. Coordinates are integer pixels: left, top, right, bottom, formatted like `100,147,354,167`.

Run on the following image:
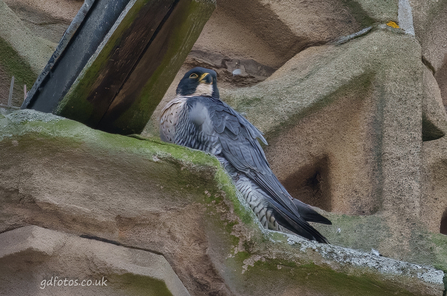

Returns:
386,21,400,29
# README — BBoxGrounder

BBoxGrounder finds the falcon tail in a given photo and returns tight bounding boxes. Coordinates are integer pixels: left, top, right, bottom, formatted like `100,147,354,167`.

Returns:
293,199,332,225
268,200,330,244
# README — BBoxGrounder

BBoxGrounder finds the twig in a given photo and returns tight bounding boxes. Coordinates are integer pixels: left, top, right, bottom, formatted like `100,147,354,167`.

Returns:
8,76,14,107
0,104,19,110
332,26,373,45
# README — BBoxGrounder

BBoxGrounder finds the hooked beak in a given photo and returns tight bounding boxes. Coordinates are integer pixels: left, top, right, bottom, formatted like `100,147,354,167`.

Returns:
198,73,211,84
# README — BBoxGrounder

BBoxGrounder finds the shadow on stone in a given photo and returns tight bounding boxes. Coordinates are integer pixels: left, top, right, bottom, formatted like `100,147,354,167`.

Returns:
441,209,447,235
283,156,332,212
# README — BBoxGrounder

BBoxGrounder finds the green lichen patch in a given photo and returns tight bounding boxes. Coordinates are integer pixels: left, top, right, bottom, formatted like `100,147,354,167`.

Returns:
1,109,444,295
343,0,398,23
1,110,221,186
56,0,149,123
341,0,376,27
109,0,216,134
128,134,256,229
0,37,37,106
268,70,375,140
2,110,215,166
406,228,439,268
0,110,249,225
315,213,391,253
107,273,173,296
222,30,419,141
58,0,216,134
238,260,417,296
430,234,447,273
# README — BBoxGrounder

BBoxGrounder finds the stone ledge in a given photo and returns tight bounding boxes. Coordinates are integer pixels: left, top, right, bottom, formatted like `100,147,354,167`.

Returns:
0,225,190,296
286,234,444,285
0,109,445,295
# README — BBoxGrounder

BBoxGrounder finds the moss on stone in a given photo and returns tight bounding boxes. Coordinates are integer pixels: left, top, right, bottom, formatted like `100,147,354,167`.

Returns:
266,71,375,141
430,234,447,273
55,31,119,123
236,258,418,296
310,211,447,275
108,273,173,296
1,110,444,295
343,0,398,23
111,0,216,134
58,0,215,134
423,0,447,32
313,213,391,252
0,37,38,106
128,134,257,230
56,0,148,123
341,0,375,27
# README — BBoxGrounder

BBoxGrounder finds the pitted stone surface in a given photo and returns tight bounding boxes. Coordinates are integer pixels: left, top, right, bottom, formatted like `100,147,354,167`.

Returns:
1,0,447,294
0,110,445,295
286,234,444,285
0,226,190,296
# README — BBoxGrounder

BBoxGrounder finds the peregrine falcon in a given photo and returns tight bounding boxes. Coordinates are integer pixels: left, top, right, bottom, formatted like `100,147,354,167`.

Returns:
160,67,331,243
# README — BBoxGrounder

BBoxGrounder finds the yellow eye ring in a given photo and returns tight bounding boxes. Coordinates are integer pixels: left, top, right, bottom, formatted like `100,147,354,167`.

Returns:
189,73,199,79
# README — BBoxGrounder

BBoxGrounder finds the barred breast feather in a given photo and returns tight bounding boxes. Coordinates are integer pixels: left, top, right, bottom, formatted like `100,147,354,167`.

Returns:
160,97,187,143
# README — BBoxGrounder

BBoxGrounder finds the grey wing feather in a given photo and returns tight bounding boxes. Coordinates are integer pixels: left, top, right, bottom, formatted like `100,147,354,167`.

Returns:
179,97,330,242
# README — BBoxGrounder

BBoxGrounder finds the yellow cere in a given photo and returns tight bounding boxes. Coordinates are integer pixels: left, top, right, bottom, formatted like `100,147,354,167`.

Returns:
199,73,209,82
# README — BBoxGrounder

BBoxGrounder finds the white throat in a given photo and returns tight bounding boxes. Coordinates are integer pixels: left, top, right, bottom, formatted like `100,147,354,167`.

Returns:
191,83,213,97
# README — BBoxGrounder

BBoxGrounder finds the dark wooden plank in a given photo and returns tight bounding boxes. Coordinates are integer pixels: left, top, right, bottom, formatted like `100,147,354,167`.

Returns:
97,0,216,134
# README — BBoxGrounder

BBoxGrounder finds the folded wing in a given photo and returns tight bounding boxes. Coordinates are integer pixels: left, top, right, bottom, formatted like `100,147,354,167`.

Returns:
183,96,331,243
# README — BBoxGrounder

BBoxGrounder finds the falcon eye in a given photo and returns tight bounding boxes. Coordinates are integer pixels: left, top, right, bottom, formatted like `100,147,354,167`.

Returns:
189,73,199,79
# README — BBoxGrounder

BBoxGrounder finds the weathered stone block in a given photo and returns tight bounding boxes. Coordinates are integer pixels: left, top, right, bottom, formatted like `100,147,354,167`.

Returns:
3,0,82,24
411,0,447,108
220,28,447,265
0,0,54,106
0,109,444,295
0,226,190,296
4,0,81,44
0,0,54,74
347,0,399,23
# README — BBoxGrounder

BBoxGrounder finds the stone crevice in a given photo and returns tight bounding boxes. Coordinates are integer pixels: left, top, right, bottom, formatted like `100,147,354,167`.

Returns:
79,234,167,257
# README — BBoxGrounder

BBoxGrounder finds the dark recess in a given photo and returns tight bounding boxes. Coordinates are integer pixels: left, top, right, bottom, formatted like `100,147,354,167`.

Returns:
282,157,332,212
441,208,447,235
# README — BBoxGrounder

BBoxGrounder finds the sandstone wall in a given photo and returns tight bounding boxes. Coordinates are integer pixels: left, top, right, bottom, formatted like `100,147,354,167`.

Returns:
1,0,447,295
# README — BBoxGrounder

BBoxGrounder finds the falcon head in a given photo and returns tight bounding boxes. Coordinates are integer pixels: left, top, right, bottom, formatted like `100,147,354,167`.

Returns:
176,67,219,98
